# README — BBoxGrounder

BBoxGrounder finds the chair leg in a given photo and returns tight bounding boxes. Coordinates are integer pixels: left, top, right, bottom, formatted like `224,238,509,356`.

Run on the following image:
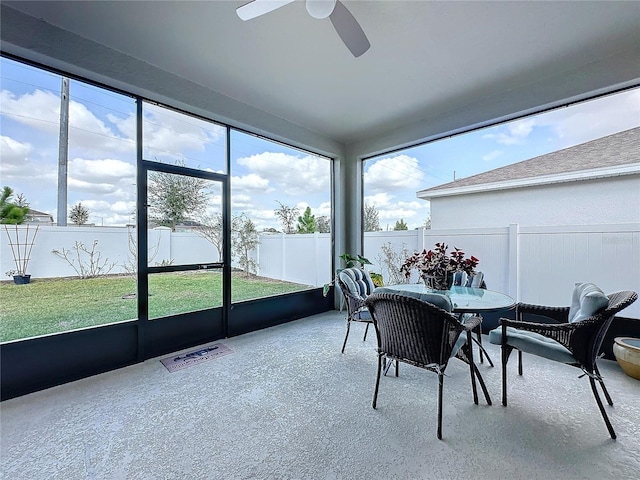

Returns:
437,373,444,440
475,324,484,364
383,356,399,377
472,362,492,405
362,322,370,342
372,353,383,409
472,334,494,367
589,376,616,440
517,350,523,376
341,320,351,354
501,344,511,407
594,363,614,406
466,332,479,405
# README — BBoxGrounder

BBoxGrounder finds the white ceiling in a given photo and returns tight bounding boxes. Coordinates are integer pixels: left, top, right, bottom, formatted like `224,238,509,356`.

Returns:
2,0,640,150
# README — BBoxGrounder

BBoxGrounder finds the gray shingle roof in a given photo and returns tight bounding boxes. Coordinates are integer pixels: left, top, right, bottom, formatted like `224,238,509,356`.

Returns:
419,127,639,195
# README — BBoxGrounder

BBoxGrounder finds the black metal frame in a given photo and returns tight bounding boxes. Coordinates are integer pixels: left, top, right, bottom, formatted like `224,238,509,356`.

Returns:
0,57,337,401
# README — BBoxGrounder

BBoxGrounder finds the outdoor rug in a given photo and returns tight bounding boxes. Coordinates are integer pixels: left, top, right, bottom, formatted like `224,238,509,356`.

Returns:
160,343,233,372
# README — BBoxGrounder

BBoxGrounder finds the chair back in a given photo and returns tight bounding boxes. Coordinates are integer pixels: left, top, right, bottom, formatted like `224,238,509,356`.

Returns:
338,268,376,298
585,291,637,370
465,271,486,289
365,292,463,370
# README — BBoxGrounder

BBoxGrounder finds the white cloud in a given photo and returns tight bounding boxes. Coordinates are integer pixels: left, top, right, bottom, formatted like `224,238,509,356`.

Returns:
536,89,640,147
0,135,55,184
236,152,330,196
0,136,33,175
315,201,331,217
142,104,225,163
364,154,424,193
231,173,272,193
0,89,60,133
1,89,134,156
68,178,121,194
69,158,136,183
364,192,393,207
365,192,429,230
483,118,536,145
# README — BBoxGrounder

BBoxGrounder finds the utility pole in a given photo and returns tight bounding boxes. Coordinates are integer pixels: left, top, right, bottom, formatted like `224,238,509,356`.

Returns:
57,77,69,226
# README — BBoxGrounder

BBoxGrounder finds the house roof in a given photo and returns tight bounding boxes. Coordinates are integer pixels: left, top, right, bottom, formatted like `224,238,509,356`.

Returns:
27,209,52,217
418,127,640,199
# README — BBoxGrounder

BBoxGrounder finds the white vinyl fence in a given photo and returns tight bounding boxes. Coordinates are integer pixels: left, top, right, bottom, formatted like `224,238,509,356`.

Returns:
2,223,638,318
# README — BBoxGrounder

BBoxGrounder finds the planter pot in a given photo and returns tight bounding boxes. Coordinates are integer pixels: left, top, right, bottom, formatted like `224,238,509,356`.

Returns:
613,337,640,380
13,275,31,285
424,274,453,291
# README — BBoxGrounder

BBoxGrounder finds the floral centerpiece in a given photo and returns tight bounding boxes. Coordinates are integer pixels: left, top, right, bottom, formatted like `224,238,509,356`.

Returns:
400,242,478,290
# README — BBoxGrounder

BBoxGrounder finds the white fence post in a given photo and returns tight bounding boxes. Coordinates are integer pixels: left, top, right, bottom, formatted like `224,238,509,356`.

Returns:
508,223,519,302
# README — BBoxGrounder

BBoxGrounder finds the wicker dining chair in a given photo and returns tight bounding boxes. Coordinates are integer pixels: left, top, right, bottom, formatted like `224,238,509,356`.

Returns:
489,285,637,439
365,292,492,440
336,268,377,353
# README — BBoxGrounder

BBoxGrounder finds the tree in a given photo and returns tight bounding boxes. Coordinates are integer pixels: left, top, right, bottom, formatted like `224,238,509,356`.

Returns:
148,168,208,231
274,201,299,234
194,213,224,261
232,214,260,277
363,203,381,232
316,215,331,233
424,216,431,230
195,212,245,262
15,193,29,208
297,206,316,233
0,187,29,224
394,218,408,230
69,202,90,225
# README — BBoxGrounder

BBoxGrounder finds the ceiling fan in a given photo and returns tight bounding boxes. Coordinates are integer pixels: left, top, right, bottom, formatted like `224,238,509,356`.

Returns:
237,0,370,57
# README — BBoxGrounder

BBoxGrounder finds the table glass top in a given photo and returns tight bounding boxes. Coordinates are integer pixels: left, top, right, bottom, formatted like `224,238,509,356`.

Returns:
380,284,515,313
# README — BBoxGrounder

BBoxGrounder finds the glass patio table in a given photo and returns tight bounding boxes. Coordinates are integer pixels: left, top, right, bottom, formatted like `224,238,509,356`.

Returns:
379,284,515,313
376,284,516,366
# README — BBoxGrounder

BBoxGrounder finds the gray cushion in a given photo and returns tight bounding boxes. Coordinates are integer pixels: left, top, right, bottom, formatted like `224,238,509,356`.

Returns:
488,327,576,364
568,282,608,323
338,268,375,297
354,309,372,321
375,287,453,312
466,271,484,288
452,271,468,286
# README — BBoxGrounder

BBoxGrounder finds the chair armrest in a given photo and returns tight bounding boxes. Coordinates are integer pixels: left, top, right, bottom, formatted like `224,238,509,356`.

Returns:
498,316,598,353
461,315,481,332
516,303,570,324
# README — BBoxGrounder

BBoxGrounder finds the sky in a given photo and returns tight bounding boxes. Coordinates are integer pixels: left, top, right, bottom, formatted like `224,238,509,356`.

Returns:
1,56,639,230
364,87,640,230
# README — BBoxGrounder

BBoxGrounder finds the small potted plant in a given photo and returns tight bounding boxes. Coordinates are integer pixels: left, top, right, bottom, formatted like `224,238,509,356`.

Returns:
400,242,478,290
323,253,374,296
4,224,39,285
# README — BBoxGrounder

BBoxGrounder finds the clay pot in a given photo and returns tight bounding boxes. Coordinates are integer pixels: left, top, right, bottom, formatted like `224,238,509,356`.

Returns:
613,337,640,380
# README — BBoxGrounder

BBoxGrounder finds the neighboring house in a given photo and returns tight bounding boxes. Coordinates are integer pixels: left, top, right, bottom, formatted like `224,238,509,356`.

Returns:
25,209,54,225
417,127,640,229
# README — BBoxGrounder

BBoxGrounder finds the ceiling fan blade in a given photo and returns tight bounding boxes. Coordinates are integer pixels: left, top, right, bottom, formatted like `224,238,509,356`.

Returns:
329,1,370,57
237,0,295,21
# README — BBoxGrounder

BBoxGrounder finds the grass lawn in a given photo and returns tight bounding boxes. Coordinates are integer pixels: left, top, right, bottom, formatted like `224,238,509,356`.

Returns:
0,271,311,342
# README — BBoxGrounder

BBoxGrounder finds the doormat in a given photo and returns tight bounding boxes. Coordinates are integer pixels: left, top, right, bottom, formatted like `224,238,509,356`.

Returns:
160,343,233,372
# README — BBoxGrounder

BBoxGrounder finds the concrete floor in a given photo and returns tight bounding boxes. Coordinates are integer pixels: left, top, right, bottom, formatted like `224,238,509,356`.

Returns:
1,310,639,479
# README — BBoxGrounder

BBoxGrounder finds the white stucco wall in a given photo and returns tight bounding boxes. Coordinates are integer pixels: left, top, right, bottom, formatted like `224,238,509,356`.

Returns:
430,175,640,229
